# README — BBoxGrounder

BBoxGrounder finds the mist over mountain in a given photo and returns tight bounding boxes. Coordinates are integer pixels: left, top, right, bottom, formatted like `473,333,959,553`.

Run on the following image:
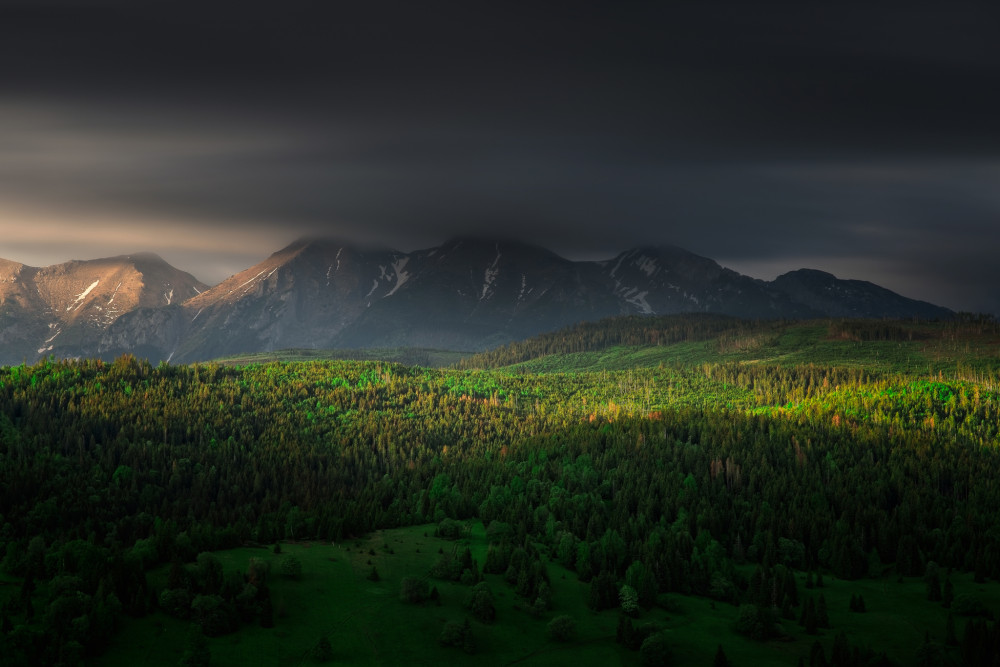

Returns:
0,238,952,365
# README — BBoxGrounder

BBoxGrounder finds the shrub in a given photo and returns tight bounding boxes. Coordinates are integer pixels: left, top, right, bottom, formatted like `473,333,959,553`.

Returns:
159,588,193,619
639,632,670,666
548,615,577,642
466,582,496,623
279,555,302,579
400,577,430,604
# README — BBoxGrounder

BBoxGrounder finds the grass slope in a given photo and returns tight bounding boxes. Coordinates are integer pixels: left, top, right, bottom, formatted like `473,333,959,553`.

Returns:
98,524,1000,667
501,321,1000,378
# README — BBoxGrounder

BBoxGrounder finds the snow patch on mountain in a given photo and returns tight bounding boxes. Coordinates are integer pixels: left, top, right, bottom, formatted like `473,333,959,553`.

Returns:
108,281,122,304
326,248,344,286
229,269,267,295
620,287,653,314
609,254,626,278
480,246,501,300
384,257,410,297
67,279,100,311
164,288,174,305
634,255,659,277
38,326,62,353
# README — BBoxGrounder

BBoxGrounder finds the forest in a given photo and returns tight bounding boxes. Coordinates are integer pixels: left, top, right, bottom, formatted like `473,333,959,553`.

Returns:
1,315,1000,665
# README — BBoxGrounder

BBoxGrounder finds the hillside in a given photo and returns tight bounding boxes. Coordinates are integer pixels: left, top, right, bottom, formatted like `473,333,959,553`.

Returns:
2,312,1000,665
455,314,1000,377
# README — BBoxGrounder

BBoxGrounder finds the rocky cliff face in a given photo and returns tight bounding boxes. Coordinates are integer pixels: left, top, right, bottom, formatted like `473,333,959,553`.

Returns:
2,239,954,365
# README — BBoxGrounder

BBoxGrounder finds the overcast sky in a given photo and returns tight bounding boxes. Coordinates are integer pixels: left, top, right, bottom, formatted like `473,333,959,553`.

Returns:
1,2,998,313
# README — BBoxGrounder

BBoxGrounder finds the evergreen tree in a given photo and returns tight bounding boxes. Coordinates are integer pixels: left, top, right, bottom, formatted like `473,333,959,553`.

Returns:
179,625,211,667
817,594,830,628
803,598,818,635
809,640,827,667
313,635,333,662
945,611,957,647
942,577,954,609
831,631,850,667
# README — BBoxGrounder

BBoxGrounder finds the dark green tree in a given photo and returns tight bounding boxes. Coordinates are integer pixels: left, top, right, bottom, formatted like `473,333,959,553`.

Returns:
179,625,210,667
548,615,577,642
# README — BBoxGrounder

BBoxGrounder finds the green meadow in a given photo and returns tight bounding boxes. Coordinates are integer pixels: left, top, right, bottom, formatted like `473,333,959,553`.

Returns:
97,523,1000,667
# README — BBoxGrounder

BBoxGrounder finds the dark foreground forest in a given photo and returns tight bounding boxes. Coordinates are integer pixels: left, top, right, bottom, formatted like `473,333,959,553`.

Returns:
2,316,1000,665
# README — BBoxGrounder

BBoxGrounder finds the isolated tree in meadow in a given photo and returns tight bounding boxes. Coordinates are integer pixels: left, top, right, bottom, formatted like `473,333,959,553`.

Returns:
313,635,333,662
548,615,577,642
801,598,818,635
830,631,850,667
399,577,429,604
619,584,639,617
439,618,475,654
588,570,617,611
942,577,954,608
817,594,830,628
925,561,942,602
944,612,957,647
617,614,638,649
279,555,302,579
196,553,224,594
247,558,270,588
466,582,496,623
179,624,211,667
639,632,670,666
809,640,827,667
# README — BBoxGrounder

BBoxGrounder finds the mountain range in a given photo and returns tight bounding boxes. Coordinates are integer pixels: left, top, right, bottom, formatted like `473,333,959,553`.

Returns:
0,238,952,365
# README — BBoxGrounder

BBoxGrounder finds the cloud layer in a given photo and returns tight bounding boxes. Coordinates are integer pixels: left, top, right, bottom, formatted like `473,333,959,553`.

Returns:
1,3,998,312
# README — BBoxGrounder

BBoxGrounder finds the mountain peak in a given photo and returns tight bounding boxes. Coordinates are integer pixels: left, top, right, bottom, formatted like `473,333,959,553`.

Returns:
2,237,956,365
775,268,838,281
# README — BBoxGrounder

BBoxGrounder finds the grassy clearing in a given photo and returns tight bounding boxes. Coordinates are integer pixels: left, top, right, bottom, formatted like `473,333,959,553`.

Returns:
504,321,1000,379
97,524,1000,667
98,524,633,667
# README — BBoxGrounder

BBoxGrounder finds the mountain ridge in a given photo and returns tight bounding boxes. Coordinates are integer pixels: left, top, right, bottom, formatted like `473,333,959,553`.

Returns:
0,238,953,365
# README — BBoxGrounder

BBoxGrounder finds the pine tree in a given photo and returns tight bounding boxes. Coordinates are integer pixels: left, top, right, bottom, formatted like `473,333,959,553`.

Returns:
809,639,827,667
945,611,958,647
313,635,333,662
803,598,818,635
831,631,850,667
714,644,731,667
943,577,954,609
817,594,830,628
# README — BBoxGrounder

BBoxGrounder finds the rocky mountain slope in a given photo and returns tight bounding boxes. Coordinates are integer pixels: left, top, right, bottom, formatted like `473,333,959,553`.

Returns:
1,238,953,365
0,254,206,363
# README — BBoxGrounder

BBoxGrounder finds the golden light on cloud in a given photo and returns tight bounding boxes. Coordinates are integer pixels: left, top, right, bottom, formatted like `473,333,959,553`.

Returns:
0,202,293,285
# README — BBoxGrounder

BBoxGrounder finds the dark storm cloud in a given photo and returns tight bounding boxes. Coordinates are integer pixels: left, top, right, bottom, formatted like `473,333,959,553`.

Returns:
1,2,998,311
